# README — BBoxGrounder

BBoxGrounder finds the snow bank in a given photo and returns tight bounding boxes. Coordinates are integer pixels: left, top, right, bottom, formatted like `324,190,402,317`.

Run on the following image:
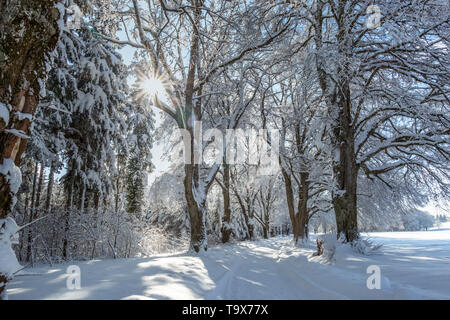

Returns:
0,217,22,299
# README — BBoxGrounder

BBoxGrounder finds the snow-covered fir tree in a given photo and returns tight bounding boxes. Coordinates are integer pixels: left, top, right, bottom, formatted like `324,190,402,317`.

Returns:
125,103,154,214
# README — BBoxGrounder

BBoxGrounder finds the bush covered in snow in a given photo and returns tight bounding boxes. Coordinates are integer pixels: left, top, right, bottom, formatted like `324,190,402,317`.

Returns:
0,217,22,299
11,207,188,264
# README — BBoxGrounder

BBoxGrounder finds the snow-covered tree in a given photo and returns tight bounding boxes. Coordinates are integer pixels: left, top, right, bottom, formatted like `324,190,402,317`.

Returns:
125,102,154,214
300,0,449,241
0,0,61,299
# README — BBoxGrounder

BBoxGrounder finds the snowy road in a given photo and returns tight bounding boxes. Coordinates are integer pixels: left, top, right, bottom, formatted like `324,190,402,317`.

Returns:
8,223,450,299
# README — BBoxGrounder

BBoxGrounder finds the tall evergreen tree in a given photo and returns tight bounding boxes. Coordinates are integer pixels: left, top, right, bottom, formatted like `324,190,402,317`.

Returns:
125,104,153,215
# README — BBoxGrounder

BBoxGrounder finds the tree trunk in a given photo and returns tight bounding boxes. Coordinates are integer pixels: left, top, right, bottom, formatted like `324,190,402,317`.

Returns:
246,205,255,240
79,183,86,213
35,162,44,213
63,166,75,260
281,165,309,245
236,194,252,241
333,177,358,242
45,161,55,211
332,83,359,242
115,159,121,214
281,166,297,243
296,172,309,242
220,163,232,243
26,163,39,262
184,163,207,252
262,216,269,239
19,191,29,260
333,164,358,242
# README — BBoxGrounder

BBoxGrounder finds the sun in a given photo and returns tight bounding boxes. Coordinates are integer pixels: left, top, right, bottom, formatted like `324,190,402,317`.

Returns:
140,75,166,98
135,69,169,104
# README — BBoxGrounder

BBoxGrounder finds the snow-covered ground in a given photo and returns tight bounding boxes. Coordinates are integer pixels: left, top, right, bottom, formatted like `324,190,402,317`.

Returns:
8,222,450,300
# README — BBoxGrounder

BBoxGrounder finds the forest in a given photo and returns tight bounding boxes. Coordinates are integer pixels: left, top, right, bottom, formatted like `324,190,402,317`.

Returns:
0,0,449,300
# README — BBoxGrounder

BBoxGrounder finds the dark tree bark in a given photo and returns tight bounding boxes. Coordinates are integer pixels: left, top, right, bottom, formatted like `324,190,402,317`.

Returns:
45,161,55,211
63,163,75,260
184,162,209,252
281,169,310,245
25,163,39,262
332,82,358,242
35,163,44,212
220,163,232,243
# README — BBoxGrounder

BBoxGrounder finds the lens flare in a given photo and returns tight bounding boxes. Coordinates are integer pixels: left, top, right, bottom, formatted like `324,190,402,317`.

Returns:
135,69,168,104
140,76,166,98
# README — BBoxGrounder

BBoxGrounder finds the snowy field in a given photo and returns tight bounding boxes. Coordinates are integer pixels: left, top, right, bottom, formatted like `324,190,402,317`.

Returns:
8,222,450,300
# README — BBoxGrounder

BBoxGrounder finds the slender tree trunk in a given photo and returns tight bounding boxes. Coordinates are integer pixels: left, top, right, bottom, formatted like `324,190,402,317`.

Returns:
235,192,252,240
63,166,75,260
45,161,55,211
78,162,86,213
35,162,44,213
19,191,29,260
262,214,269,239
264,204,270,239
247,203,255,240
115,159,121,214
115,180,120,214
220,163,232,243
26,163,39,262
79,183,86,214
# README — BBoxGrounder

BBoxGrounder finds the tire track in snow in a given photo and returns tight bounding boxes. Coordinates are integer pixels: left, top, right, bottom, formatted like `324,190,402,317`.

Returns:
204,253,243,299
206,242,314,299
